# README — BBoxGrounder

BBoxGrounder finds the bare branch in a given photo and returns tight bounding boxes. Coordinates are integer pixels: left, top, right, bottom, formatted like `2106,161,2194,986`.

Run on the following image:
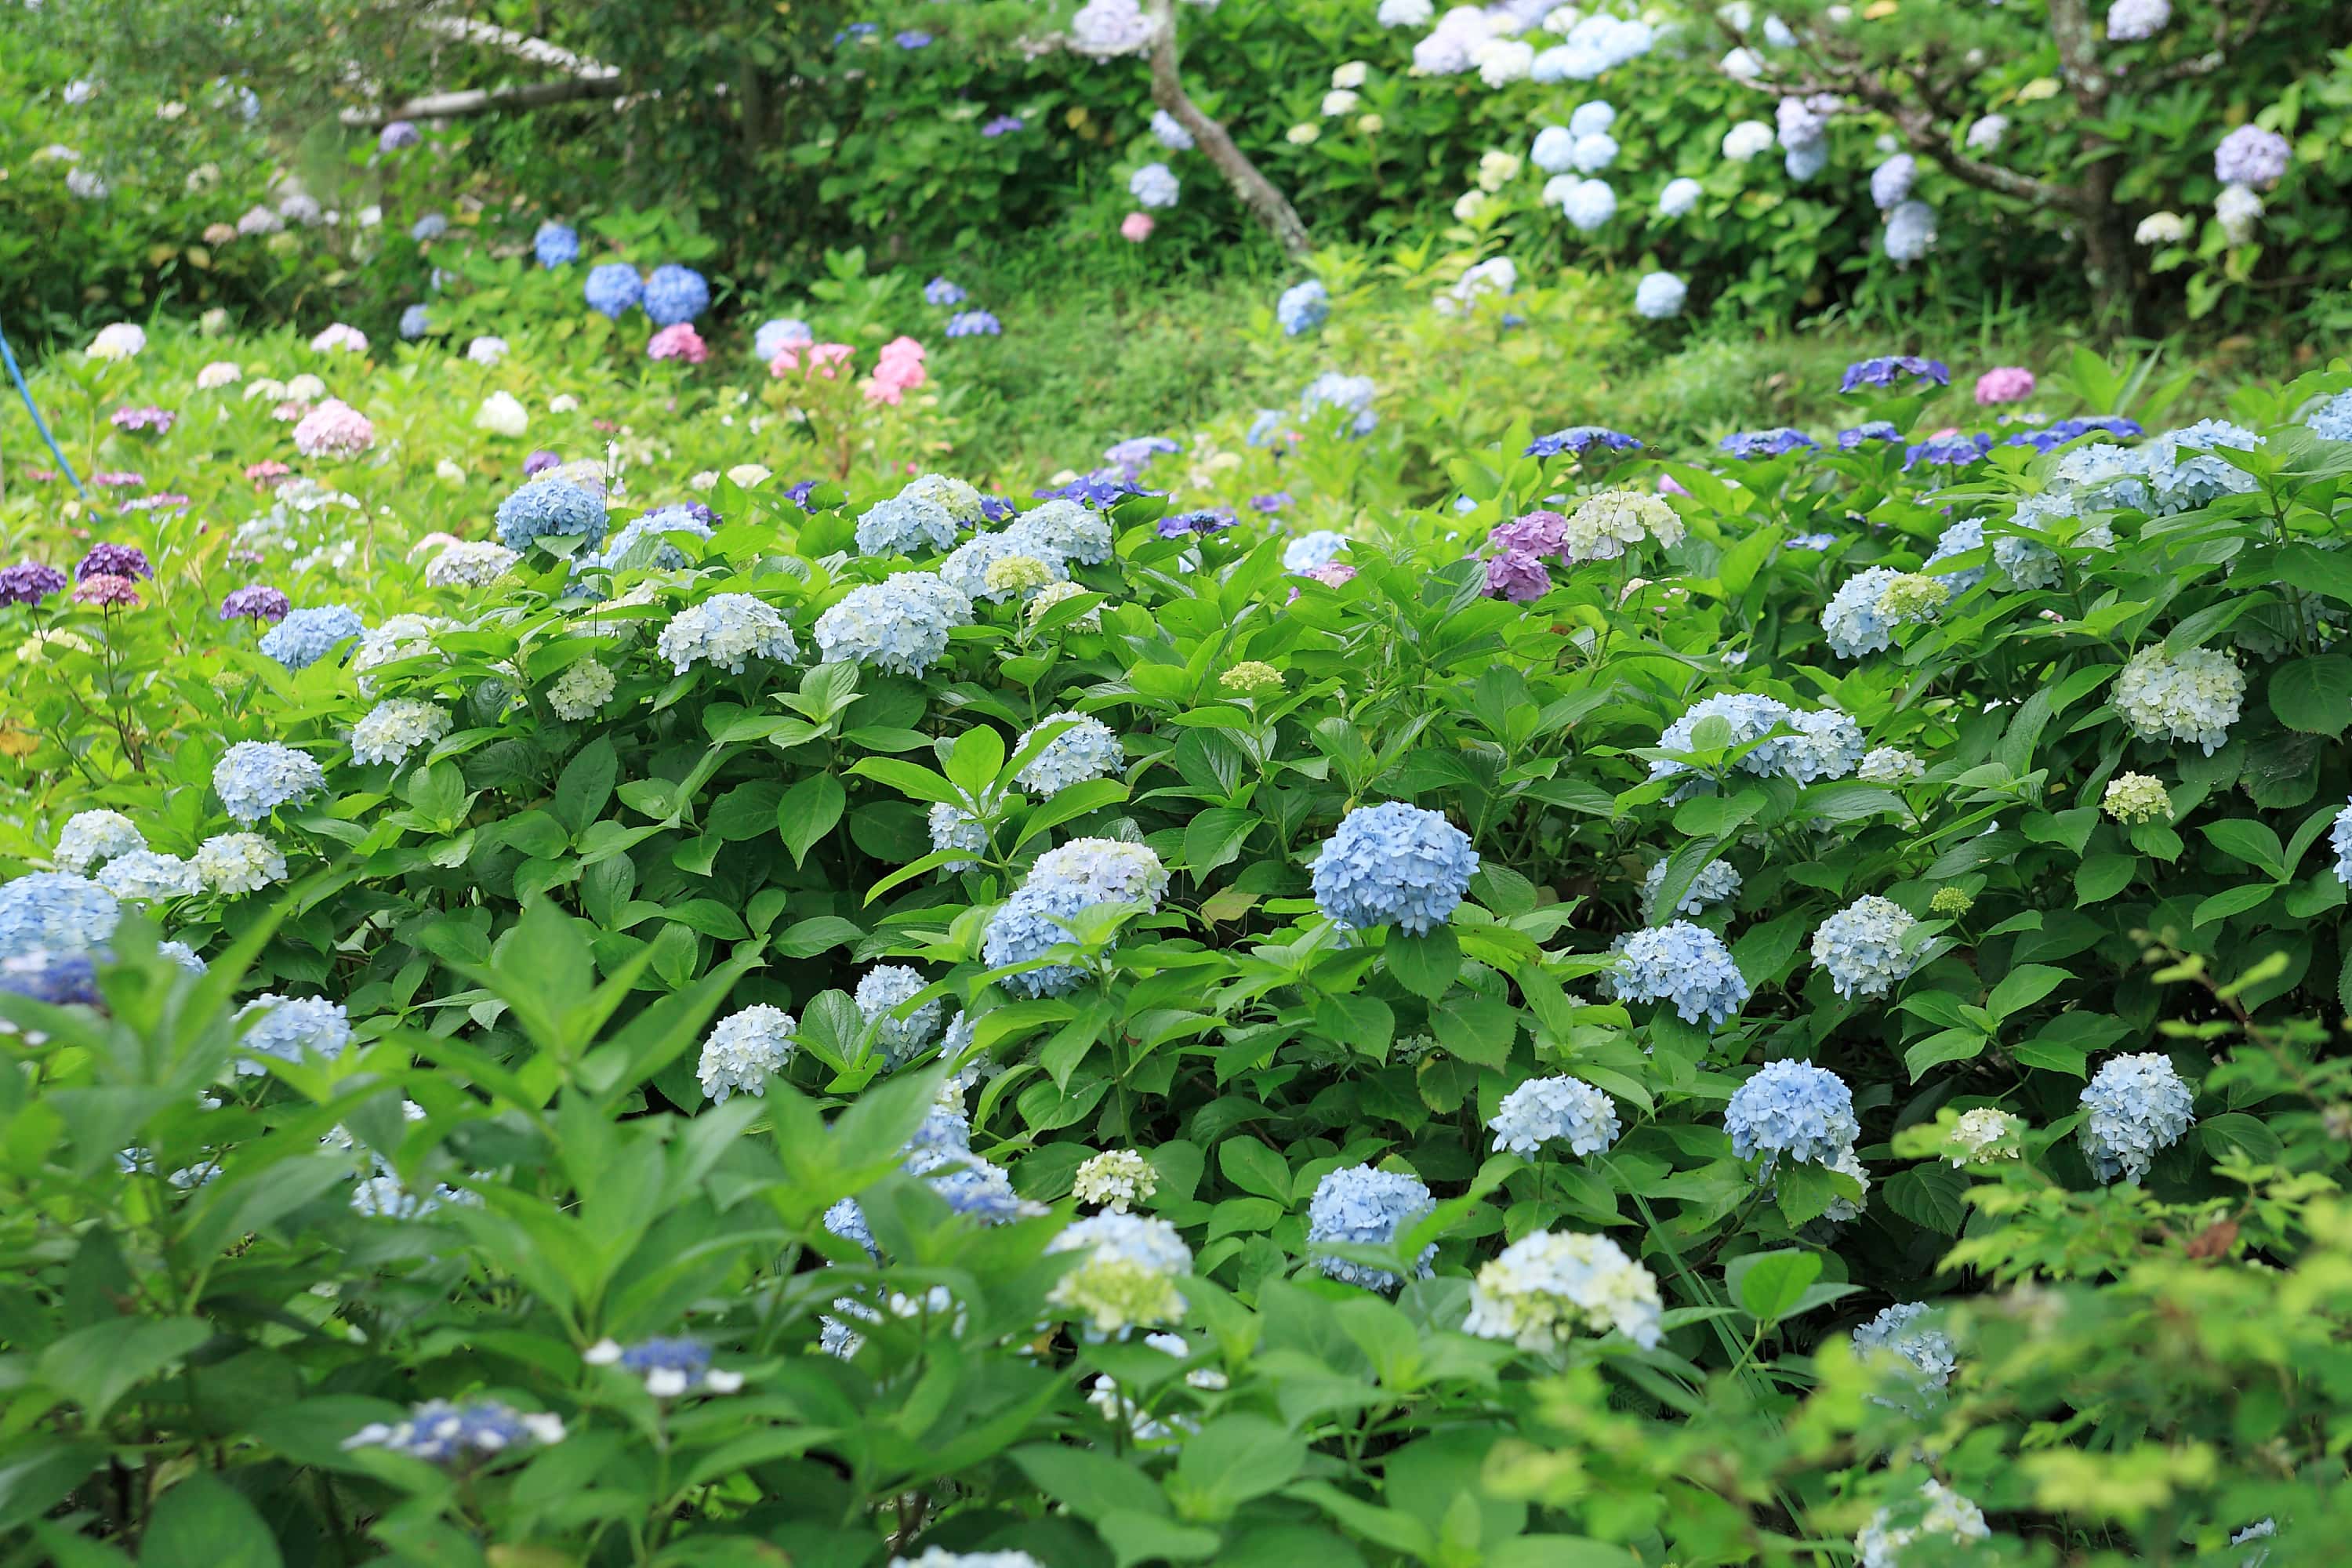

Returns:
2143,0,2282,85
412,16,618,82
1143,0,1312,259
339,75,627,128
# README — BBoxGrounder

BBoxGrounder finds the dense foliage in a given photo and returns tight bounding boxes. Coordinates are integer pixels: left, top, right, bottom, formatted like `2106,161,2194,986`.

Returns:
2,307,2352,1563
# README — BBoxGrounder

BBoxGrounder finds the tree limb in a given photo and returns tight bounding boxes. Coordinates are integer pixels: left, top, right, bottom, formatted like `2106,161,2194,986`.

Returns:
411,15,619,81
338,74,627,128
2142,0,2283,85
1143,0,1311,260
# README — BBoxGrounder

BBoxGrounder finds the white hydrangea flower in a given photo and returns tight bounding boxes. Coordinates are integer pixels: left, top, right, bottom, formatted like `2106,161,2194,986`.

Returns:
697,1004,798,1102
1464,1230,1663,1350
56,811,146,876
194,833,288,894
548,659,617,721
2113,644,2244,754
350,699,452,768
1073,1149,1159,1212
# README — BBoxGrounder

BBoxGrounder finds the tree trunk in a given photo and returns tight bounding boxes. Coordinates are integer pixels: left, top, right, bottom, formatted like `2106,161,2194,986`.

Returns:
2047,0,2136,328
1143,1,1310,260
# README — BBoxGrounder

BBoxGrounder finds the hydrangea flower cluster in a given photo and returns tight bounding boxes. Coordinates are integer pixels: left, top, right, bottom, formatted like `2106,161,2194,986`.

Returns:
426,541,521,588
855,493,959,557
1014,712,1123,794
1559,489,1686,562
941,532,1068,604
2147,419,2263,512
0,873,119,960
1841,355,1950,393
1641,855,1740,922
927,802,990,870
214,742,325,822
1129,162,1179,209
643,264,710,326
1944,1106,2024,1166
235,994,352,1073
854,964,941,1065
343,1400,564,1464
1277,279,1330,336
1306,1165,1436,1290
1299,372,1378,436
194,833,286,894
547,659,616,720
260,604,365,671
56,811,145,877
1525,425,1641,459
1489,1075,1621,1157
583,1337,744,1396
1463,1230,1663,1351
1046,1214,1193,1339
1634,271,1687,319
1824,568,1949,658
815,573,974,677
2113,644,2244,754
1857,747,1925,785
350,699,452,768
1073,1149,1158,1212
1811,895,1922,1000
1650,693,1864,787
1854,1481,1989,1568
1309,801,1479,935
982,839,1167,996
2079,1051,2194,1183
2107,0,2169,39
697,1004,799,1102
657,593,798,674
495,477,609,554
1726,1059,1859,1167
1608,920,1751,1026
1720,428,1817,459
96,850,200,902
2103,773,2173,824
584,263,644,318
1851,1302,1958,1396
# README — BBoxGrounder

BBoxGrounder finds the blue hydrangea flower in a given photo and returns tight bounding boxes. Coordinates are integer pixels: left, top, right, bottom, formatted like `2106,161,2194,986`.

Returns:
924,276,967,307
1784,142,1828,182
2330,798,2352,887
814,572,973,677
928,804,989,870
855,963,942,1065
1007,499,1113,565
642,263,710,327
1721,428,1817,459
590,504,713,572
410,212,448,242
1838,421,1900,450
585,1335,742,1396
1608,920,1750,1026
755,318,814,359
342,1399,564,1463
1150,108,1195,151
697,1004,798,1102
1641,856,1741,922
1299,373,1377,437
1282,530,1351,574
258,604,365,672
928,1154,1046,1222
584,263,644,318
1810,894,1920,1000
1649,693,1861,786
1869,154,1916,211
2079,1051,2194,1183
1840,355,1950,393
2308,391,2352,443
1851,1301,1957,1396
856,493,959,557
1489,1076,1621,1157
944,310,1002,338
1560,177,1617,231
1,948,101,1004
825,1196,880,1258
0,873,119,960
1884,199,1936,265
1634,271,1686,319
2147,419,2263,512
235,993,352,1074
1033,472,1155,509
1526,426,1641,459
397,304,431,340
982,877,1102,997
214,742,326,822
2053,442,2154,512
1130,162,1179,209
1904,432,1993,470
1307,1165,1436,1290
533,222,579,268
941,532,1067,603
656,593,798,674
495,477,609,553
1014,712,1123,794
1277,280,1330,336
1822,567,1906,656
1309,801,1479,935
1726,1059,1858,1165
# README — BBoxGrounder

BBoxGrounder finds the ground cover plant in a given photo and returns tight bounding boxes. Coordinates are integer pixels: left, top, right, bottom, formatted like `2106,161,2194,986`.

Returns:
7,2,2352,1566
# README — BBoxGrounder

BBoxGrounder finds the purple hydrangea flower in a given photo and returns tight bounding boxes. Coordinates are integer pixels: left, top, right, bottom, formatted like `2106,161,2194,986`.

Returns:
1490,510,1570,557
2214,124,2290,188
76,543,152,582
1034,474,1155,509
1484,550,1553,601
1904,432,1994,470
981,115,1024,137
1156,508,1237,539
1840,355,1951,393
1838,422,1901,450
523,449,562,477
378,121,420,152
1525,426,1642,459
1720,429,1817,459
895,29,933,48
111,405,175,434
945,310,1002,338
0,563,71,605
220,585,291,622
1251,492,1293,514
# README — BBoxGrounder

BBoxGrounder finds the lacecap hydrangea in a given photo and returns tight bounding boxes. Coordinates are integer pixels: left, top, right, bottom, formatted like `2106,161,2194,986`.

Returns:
1726,1058,1860,1166
2079,1051,2194,1183
1488,1075,1620,1157
1309,801,1479,935
656,593,799,675
814,573,973,677
1306,1165,1436,1290
1607,920,1751,1026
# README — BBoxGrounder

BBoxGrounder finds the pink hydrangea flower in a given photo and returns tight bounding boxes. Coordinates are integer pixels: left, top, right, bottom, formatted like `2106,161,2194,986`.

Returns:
310,322,369,354
864,336,929,405
770,342,855,379
1308,561,1356,588
406,531,463,559
1657,474,1689,496
648,323,709,364
73,572,142,608
1973,366,2036,405
245,460,292,488
1121,212,1156,242
292,397,375,459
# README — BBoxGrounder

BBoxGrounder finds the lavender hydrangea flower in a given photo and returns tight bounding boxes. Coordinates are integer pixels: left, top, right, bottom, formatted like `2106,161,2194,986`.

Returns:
1726,1059,1859,1166
2214,124,2290,188
1720,428,1816,459
1306,1166,1437,1290
0,563,70,605
342,1399,564,1463
2079,1051,2194,1183
1309,802,1479,935
1151,108,1195,151
1489,1076,1621,1157
924,277,967,307
1129,162,1179,209
77,543,152,582
1869,154,1915,211
1525,426,1641,459
1608,920,1751,1026
944,310,1002,338
220,585,290,622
